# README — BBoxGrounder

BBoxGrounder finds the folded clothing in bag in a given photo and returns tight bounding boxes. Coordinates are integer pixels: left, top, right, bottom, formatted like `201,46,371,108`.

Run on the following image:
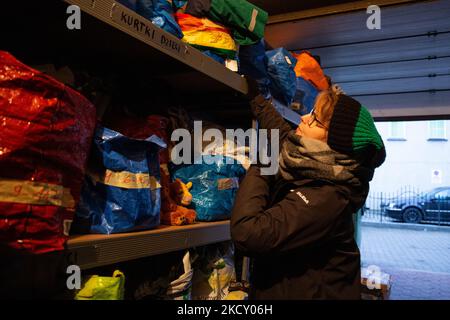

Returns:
175,12,237,59
266,48,298,106
171,155,246,221
191,242,235,300
136,0,184,38
0,51,96,254
129,250,193,300
74,126,165,234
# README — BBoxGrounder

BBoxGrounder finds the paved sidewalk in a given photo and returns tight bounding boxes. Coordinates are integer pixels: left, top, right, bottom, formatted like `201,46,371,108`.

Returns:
360,225,450,300
362,220,450,232
380,267,450,300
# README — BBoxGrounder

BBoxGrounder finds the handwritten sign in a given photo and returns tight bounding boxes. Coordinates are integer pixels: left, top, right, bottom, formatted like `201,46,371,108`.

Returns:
91,169,161,190
0,179,75,208
111,3,186,59
217,178,240,191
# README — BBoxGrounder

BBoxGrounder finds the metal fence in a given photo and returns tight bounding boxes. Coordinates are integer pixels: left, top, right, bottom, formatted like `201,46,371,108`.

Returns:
362,185,450,226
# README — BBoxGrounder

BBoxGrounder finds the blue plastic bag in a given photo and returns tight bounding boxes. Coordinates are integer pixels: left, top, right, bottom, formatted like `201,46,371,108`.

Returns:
238,39,271,99
75,127,166,234
202,50,226,65
294,77,319,114
172,0,188,9
266,48,297,106
136,0,184,39
171,156,246,221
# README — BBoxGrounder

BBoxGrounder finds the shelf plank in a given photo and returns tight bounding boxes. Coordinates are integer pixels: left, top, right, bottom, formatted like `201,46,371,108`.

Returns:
68,221,231,269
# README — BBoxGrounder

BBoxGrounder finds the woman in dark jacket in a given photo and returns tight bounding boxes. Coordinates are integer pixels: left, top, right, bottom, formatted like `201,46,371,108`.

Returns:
230,85,386,300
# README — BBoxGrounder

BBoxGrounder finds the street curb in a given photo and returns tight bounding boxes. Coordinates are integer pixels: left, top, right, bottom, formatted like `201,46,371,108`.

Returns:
361,221,450,232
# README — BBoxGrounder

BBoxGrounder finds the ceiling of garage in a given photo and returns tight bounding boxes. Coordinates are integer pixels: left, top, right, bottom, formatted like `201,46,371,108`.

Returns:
249,0,360,16
262,0,450,119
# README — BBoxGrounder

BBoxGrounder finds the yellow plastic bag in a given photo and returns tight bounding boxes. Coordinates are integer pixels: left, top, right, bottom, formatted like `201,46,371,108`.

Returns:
225,291,248,300
175,13,237,59
75,270,125,300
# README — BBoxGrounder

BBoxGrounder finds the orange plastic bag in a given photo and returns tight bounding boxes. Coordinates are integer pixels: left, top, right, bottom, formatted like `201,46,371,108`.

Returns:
292,51,330,91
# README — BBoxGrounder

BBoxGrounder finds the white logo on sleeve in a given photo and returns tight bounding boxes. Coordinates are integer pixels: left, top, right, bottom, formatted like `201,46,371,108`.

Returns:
294,190,310,204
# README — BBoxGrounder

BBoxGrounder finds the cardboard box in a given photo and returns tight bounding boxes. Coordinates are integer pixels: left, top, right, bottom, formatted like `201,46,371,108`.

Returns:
360,267,392,300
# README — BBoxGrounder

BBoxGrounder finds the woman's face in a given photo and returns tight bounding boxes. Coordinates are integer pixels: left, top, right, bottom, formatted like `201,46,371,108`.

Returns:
296,111,328,142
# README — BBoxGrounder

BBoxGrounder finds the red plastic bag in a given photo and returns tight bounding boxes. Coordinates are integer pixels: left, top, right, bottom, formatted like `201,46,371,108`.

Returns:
105,114,170,163
0,51,96,254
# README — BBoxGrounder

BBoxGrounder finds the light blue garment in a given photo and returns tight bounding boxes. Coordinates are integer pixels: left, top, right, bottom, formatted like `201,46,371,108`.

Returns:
171,156,246,221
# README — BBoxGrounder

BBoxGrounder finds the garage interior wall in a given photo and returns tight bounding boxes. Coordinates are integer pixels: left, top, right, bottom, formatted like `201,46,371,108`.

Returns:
259,0,450,120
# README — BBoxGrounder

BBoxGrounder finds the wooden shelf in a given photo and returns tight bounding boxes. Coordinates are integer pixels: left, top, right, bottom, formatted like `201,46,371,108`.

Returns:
68,221,231,269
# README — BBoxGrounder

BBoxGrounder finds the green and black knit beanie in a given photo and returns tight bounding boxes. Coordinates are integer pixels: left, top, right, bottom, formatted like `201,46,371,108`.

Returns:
327,94,386,168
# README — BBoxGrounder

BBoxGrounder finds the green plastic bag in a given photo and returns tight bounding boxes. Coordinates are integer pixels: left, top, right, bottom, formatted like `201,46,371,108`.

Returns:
75,270,125,300
208,0,268,45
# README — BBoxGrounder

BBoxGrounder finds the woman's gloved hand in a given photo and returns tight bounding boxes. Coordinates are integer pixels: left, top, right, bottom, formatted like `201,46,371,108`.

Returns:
244,76,272,101
244,76,261,101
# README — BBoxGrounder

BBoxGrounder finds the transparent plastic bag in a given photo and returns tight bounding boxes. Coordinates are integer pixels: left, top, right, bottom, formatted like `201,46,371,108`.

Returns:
171,156,246,221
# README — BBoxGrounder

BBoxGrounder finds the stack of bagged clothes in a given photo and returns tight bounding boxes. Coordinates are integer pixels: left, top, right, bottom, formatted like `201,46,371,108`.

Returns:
238,42,332,114
0,51,97,298
118,0,268,69
175,0,268,68
118,0,184,38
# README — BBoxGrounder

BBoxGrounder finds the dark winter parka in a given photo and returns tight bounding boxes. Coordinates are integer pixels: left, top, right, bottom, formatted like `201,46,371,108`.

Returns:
231,97,371,300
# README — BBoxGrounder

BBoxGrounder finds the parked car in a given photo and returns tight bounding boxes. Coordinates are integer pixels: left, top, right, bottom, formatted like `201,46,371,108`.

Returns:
384,187,450,224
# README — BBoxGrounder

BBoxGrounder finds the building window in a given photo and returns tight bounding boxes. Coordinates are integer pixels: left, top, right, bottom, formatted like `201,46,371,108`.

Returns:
428,121,447,141
388,122,406,141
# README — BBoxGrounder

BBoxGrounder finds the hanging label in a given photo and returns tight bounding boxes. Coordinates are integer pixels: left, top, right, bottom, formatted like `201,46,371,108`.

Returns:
111,3,186,59
285,55,292,65
0,179,75,208
248,9,258,32
63,219,73,236
89,169,161,190
217,178,240,191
